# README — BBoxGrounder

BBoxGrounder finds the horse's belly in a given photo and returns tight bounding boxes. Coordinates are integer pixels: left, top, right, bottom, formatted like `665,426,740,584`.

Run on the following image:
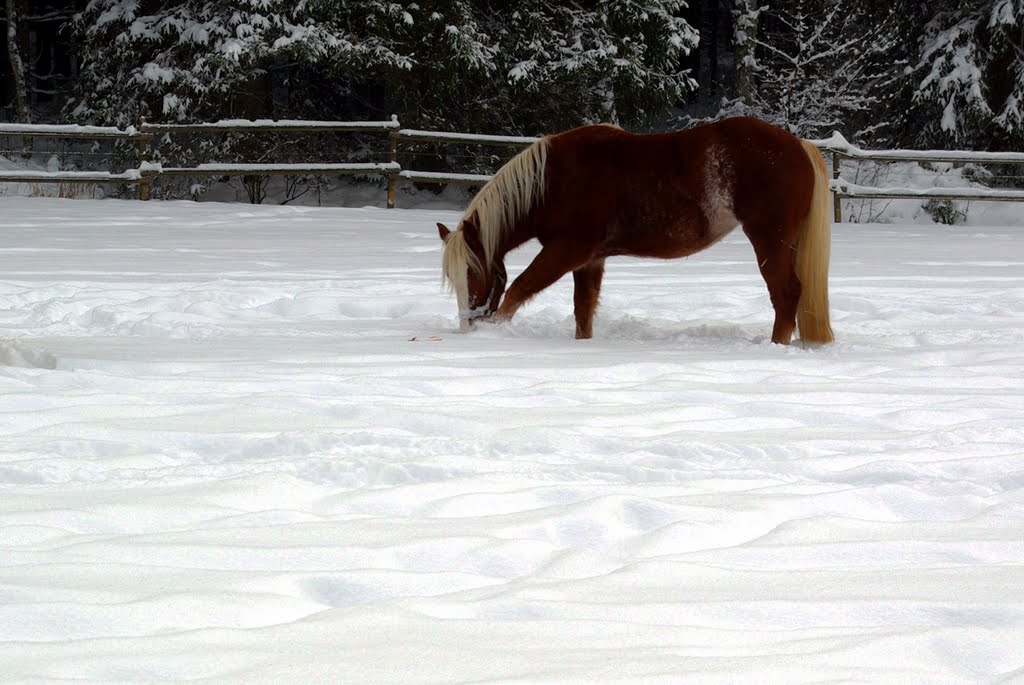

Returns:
607,207,738,259
626,236,713,259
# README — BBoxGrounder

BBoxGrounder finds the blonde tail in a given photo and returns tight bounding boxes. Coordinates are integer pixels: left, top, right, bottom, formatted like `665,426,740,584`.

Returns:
796,141,834,343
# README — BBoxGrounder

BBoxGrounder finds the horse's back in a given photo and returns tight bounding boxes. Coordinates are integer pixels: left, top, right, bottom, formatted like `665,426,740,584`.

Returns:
543,125,710,255
546,117,812,196
538,118,816,257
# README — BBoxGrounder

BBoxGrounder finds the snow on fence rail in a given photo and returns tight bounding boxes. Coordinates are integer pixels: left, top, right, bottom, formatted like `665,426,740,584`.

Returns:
139,119,401,134
0,122,148,140
811,132,1024,164
399,169,493,185
0,168,150,183
831,181,1024,202
158,162,401,177
396,128,541,146
1,120,1021,215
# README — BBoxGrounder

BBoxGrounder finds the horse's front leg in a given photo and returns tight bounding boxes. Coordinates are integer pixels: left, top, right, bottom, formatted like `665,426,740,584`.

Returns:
572,258,605,339
494,242,595,327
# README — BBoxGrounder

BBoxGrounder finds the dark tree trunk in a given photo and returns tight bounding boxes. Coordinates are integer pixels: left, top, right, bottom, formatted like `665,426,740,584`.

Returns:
706,0,720,99
6,0,31,123
733,0,760,107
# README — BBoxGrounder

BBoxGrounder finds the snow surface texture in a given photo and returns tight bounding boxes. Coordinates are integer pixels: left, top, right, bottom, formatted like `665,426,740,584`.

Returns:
1,197,1023,683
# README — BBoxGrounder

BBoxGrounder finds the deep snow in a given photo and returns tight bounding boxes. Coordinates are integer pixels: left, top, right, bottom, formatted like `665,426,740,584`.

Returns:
1,197,1022,683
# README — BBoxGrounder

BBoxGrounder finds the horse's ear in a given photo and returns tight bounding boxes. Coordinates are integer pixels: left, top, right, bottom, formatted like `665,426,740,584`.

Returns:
461,215,483,253
437,223,451,241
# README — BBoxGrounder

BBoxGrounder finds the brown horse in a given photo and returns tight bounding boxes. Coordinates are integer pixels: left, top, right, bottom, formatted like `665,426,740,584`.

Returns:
438,117,834,344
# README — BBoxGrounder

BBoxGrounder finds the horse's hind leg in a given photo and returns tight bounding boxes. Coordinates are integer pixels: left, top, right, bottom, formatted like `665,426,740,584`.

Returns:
573,258,605,339
744,224,801,344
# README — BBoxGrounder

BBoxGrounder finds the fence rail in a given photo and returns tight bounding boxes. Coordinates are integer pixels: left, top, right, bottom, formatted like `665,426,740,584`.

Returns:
0,169,148,183
1,119,1021,216
140,119,400,134
831,180,1024,202
157,162,401,177
396,128,540,146
0,122,150,141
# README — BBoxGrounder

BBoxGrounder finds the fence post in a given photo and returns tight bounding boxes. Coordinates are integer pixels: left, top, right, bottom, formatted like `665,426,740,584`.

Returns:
139,168,158,201
137,117,151,200
831,151,842,223
386,129,399,209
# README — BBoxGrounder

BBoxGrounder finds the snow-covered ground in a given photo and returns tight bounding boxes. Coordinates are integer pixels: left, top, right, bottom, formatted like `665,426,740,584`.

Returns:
1,196,1022,683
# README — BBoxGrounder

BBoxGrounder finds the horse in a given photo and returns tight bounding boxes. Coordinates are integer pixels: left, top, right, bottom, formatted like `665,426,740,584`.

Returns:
437,116,834,345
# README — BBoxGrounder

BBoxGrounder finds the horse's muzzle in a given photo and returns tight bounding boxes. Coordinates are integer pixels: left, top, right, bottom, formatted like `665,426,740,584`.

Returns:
458,308,489,333
458,307,497,333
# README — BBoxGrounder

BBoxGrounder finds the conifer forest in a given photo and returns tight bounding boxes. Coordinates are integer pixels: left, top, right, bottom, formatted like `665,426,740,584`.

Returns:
3,1,1022,150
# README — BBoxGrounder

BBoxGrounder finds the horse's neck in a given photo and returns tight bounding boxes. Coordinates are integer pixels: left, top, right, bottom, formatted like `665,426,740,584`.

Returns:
492,214,537,263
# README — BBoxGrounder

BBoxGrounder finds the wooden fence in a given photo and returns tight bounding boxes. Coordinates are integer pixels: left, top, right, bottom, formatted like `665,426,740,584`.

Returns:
2,119,1022,219
810,133,1024,221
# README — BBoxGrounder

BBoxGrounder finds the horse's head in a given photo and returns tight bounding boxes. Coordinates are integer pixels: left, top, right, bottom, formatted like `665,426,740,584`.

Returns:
438,215,506,332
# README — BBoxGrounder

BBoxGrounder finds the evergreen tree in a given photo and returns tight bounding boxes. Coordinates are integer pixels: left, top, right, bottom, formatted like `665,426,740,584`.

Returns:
989,0,1024,143
67,0,698,134
335,0,499,131
67,0,375,127
732,0,760,109
906,0,1024,148
494,0,698,131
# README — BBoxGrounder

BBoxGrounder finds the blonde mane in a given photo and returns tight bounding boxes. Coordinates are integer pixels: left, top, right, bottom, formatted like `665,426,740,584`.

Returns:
441,230,479,296
442,136,550,289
